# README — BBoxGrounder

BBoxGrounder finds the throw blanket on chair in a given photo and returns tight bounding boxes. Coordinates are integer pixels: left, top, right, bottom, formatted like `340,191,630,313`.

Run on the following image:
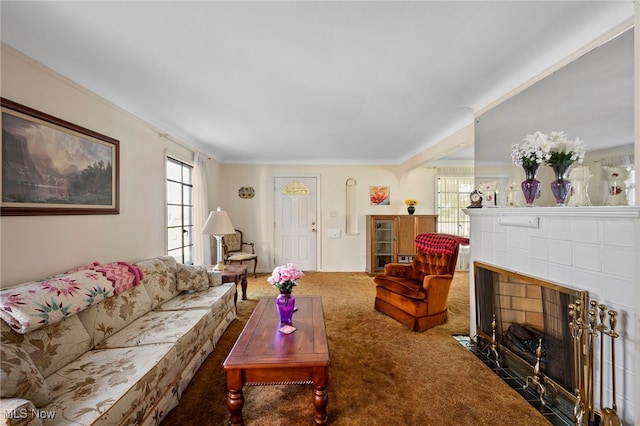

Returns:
415,233,470,255
0,262,144,334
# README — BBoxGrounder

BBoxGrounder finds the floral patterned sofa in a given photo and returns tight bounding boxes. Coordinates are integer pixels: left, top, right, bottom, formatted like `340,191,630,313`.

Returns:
0,256,236,426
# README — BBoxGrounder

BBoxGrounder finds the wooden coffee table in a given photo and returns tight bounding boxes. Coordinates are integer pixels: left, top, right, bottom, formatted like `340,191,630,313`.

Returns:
223,295,330,425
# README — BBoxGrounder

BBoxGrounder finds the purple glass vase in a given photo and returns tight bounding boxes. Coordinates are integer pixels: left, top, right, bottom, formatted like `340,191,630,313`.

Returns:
521,164,541,207
550,164,572,206
276,292,295,325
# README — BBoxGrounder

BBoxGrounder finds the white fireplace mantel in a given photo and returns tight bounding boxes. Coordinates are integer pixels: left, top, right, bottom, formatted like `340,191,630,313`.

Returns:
464,206,640,425
465,205,640,219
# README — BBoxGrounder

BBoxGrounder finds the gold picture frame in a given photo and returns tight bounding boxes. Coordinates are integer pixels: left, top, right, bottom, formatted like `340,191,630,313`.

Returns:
1,98,119,215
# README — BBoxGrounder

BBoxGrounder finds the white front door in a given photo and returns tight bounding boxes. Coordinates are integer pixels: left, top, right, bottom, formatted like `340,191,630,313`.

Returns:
274,177,318,271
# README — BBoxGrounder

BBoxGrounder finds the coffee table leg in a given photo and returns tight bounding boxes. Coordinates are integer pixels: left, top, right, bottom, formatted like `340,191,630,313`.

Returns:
227,370,244,426
312,367,328,425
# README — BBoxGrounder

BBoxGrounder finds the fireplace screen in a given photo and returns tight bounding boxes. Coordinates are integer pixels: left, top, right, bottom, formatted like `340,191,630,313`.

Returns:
474,262,587,393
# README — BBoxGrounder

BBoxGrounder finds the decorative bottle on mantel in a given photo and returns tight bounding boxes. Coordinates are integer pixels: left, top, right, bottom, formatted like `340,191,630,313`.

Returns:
550,164,573,206
545,131,586,207
505,182,519,207
521,165,541,207
511,131,547,207
603,166,630,206
567,165,592,207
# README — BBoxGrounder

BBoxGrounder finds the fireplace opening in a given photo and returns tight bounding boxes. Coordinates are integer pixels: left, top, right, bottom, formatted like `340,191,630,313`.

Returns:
472,262,588,424
503,323,550,375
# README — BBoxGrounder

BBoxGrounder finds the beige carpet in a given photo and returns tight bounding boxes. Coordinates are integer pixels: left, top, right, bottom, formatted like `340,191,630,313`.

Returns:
161,271,551,425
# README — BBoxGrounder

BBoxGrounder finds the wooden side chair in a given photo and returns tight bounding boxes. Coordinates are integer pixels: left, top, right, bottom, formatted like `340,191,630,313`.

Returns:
222,229,258,277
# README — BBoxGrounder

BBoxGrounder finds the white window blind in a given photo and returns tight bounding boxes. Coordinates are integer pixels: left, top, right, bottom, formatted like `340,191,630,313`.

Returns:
436,169,473,238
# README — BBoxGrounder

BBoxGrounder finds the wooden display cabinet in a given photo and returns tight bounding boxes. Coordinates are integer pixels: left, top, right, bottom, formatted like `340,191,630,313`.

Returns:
366,214,437,275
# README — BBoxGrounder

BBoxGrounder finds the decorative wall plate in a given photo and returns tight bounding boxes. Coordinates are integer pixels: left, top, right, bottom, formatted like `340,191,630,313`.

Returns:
238,186,255,199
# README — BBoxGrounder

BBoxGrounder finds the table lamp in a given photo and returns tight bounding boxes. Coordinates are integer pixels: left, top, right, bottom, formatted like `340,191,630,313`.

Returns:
202,207,236,271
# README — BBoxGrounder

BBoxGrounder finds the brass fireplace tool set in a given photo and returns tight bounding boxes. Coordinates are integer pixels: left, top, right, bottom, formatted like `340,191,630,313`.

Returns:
569,299,621,426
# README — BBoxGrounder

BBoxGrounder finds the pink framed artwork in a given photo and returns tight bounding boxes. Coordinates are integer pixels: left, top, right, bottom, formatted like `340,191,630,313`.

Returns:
370,186,390,205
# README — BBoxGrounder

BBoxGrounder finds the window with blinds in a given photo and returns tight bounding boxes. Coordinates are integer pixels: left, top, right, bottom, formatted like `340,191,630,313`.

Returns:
436,171,473,238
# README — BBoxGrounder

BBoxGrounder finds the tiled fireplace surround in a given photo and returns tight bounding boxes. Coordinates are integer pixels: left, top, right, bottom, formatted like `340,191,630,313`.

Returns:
465,206,640,425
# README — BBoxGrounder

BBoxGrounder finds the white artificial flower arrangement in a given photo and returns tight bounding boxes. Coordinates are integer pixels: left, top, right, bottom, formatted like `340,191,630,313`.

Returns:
510,131,551,168
511,131,585,169
545,131,586,167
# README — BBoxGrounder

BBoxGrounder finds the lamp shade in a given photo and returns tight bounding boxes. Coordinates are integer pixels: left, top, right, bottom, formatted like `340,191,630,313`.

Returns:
202,207,235,235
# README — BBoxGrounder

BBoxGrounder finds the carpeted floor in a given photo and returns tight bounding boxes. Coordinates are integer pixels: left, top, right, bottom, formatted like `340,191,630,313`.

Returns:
161,271,551,425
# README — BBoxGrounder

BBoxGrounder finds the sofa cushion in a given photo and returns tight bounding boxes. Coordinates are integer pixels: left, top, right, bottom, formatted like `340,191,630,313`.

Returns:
95,310,210,358
157,284,237,354
45,344,177,426
135,257,178,309
0,344,51,407
0,315,92,378
77,284,152,347
209,306,237,351
176,264,209,291
157,283,236,312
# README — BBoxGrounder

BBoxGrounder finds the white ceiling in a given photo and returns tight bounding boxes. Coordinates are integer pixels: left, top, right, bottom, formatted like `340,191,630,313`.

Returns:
0,1,634,165
475,26,635,166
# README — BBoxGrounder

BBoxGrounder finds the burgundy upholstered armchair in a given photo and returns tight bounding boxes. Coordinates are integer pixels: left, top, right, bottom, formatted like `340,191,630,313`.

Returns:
374,233,469,331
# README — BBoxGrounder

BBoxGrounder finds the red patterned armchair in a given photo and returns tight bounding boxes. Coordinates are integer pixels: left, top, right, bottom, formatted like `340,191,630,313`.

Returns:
374,233,469,331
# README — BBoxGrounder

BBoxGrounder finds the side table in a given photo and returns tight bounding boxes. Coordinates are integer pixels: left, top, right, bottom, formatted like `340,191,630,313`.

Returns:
221,264,248,301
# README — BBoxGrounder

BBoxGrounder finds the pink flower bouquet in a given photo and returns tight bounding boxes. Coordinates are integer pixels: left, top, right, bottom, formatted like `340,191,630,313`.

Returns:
267,263,304,293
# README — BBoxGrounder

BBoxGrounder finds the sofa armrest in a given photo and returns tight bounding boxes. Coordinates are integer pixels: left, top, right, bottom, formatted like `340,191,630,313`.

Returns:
382,263,413,278
422,274,454,314
0,398,44,426
206,270,222,287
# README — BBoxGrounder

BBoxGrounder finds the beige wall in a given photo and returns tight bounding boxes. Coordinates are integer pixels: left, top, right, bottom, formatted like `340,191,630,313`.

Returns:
1,45,441,286
216,164,437,273
0,44,224,287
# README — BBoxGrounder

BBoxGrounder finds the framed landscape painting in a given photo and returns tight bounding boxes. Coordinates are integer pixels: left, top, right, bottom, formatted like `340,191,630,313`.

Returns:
1,98,119,215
